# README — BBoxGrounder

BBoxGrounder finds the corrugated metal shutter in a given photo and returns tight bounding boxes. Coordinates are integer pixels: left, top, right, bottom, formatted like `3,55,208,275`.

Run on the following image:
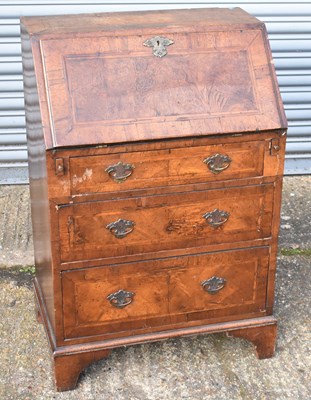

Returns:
1,1,310,183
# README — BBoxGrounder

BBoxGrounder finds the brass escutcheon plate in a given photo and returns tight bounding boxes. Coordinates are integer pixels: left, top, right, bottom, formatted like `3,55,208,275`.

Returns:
143,36,174,57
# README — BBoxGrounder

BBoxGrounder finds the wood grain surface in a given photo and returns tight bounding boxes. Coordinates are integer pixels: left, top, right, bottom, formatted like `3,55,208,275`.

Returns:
45,131,286,202
21,8,260,36
58,184,274,263
21,8,286,149
62,247,269,339
69,140,265,195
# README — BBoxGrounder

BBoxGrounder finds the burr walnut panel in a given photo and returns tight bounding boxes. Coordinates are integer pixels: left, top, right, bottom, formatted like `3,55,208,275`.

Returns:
58,183,274,263
69,140,265,195
38,27,285,148
65,50,256,123
62,246,270,339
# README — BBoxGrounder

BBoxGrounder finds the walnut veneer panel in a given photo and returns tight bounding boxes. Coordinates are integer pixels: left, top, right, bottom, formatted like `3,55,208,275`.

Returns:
39,29,283,147
21,8,286,149
62,247,269,339
20,8,261,36
69,140,265,195
58,184,274,263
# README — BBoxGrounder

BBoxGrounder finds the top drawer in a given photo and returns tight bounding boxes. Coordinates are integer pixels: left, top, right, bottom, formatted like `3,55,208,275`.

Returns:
70,140,265,195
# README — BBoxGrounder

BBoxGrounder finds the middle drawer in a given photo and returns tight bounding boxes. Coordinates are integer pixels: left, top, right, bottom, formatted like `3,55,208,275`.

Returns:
58,183,274,263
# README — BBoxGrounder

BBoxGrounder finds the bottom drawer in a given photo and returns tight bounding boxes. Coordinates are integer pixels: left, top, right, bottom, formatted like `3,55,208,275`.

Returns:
62,247,269,339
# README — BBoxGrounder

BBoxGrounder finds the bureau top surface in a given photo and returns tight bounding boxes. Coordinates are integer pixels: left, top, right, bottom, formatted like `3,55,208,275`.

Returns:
21,8,260,36
21,8,287,149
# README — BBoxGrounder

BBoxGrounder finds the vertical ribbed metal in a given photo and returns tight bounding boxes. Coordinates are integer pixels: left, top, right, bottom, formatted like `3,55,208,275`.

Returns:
1,1,310,182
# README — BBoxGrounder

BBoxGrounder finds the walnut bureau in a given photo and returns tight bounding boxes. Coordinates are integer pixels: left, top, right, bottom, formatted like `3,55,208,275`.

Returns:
21,8,287,391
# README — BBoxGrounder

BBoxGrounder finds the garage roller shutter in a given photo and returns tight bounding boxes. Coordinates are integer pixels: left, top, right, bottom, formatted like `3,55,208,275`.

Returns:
1,1,310,183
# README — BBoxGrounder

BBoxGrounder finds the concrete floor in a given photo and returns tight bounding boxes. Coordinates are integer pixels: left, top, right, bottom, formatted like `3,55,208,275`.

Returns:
0,176,310,399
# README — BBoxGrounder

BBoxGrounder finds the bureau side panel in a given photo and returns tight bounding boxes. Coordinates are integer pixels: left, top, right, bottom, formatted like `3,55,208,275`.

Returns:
21,26,55,329
266,176,284,313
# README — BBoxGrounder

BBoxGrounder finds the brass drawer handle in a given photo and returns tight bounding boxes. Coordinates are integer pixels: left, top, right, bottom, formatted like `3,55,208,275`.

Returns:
105,161,135,183
201,276,226,294
203,153,231,174
106,218,135,239
202,209,230,227
107,289,135,308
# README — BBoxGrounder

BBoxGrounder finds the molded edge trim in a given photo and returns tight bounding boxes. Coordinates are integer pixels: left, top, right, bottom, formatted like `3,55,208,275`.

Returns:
53,316,277,356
